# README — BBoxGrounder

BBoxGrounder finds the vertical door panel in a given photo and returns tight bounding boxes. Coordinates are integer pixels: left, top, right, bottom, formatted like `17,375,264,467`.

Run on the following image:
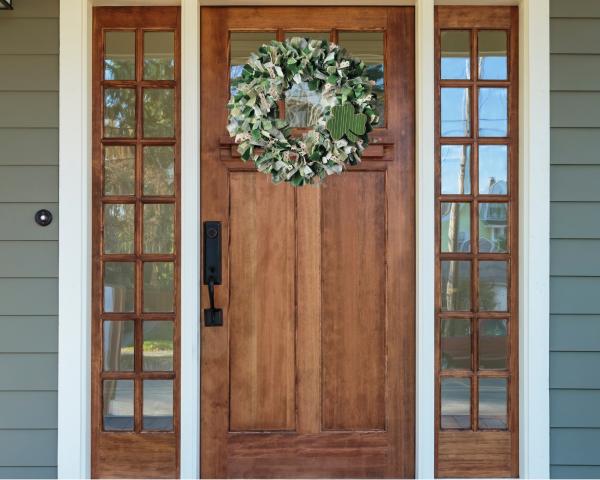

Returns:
321,172,387,431
229,173,296,431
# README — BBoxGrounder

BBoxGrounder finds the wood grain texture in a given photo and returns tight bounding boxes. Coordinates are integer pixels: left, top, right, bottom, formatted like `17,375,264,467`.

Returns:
201,6,415,478
229,173,296,431
321,172,386,431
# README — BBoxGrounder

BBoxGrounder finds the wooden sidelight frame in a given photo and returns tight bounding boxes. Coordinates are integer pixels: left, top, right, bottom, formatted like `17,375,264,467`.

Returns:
434,6,519,478
91,7,181,478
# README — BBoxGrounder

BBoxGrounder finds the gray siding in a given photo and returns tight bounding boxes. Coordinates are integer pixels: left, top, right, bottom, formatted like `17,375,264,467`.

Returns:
550,0,600,477
0,0,59,477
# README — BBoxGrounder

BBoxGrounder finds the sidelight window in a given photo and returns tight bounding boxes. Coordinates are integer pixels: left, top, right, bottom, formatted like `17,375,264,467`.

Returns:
435,6,518,478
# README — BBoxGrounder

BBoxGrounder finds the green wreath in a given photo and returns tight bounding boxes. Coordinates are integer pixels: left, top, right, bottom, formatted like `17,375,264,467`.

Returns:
227,37,379,186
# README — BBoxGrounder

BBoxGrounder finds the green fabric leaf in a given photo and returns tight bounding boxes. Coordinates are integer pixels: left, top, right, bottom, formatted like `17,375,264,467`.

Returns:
326,103,367,142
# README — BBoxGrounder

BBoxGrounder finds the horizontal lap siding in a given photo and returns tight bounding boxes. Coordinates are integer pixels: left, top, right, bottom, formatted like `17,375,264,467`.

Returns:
0,0,59,477
550,1,600,476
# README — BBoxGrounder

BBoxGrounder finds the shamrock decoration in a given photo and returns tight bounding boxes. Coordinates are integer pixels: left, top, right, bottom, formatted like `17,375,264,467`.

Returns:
326,103,368,143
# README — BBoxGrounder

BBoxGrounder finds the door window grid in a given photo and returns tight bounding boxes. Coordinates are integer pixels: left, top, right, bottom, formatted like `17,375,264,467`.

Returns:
96,26,179,434
228,29,386,127
436,24,516,433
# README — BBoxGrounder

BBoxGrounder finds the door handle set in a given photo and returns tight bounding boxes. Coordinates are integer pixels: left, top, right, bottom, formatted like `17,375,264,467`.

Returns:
203,221,223,326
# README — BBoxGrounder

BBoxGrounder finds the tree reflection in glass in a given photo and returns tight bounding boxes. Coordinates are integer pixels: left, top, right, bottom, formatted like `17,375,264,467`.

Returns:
104,88,136,138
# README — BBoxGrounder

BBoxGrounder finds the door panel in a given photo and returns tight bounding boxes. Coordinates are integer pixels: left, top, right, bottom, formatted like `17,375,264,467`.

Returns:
321,172,386,431
201,7,415,478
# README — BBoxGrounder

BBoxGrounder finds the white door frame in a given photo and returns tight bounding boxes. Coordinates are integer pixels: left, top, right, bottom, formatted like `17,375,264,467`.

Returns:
57,0,550,478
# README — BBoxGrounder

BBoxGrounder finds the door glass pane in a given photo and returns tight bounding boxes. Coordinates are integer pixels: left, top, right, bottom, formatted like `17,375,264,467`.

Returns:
103,204,134,254
441,378,471,429
441,87,470,137
479,319,508,370
104,262,135,313
441,318,471,370
285,81,323,128
104,146,135,196
103,320,134,371
441,145,471,195
105,31,135,80
479,378,508,429
479,203,508,253
338,32,384,127
143,89,175,138
103,379,134,431
441,30,470,80
284,31,329,41
144,31,175,80
143,262,174,312
479,260,508,311
230,32,276,96
479,145,508,195
143,321,173,371
441,260,471,311
441,202,471,253
478,30,508,80
104,88,136,138
478,87,508,137
283,33,327,126
143,204,175,254
143,380,173,431
143,146,175,196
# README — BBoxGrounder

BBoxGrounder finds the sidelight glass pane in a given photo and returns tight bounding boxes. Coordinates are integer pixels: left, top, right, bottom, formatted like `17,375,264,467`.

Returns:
143,380,173,431
104,88,136,138
441,87,470,137
441,318,471,370
104,31,135,80
479,203,508,253
441,260,471,312
479,378,508,429
441,378,471,429
104,146,135,196
441,145,471,195
441,30,470,80
479,319,508,370
103,379,134,431
479,261,508,312
479,87,508,137
143,146,175,196
478,30,508,80
103,320,134,371
143,204,175,254
104,262,135,313
441,202,471,253
144,31,175,80
230,32,277,96
338,32,384,126
479,145,508,195
143,89,175,138
143,321,174,371
143,262,174,312
103,204,134,254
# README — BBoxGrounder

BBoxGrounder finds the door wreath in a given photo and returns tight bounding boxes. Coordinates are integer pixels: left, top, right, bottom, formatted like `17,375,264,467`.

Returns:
227,37,380,186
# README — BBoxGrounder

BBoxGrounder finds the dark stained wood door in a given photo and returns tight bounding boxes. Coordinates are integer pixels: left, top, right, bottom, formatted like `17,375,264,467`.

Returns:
201,7,415,478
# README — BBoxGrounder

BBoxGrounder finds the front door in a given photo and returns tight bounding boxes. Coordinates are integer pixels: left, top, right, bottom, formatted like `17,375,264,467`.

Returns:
200,7,415,478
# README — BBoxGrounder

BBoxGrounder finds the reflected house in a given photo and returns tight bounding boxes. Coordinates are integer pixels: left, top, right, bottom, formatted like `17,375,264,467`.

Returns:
479,177,508,253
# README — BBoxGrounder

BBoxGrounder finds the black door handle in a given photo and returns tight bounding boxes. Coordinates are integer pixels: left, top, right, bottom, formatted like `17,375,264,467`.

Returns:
203,221,223,327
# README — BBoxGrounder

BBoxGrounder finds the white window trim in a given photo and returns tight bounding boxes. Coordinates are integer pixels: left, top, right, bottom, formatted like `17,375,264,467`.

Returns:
57,1,549,478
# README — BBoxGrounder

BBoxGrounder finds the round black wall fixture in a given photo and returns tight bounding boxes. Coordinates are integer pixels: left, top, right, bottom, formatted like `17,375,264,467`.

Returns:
35,209,53,227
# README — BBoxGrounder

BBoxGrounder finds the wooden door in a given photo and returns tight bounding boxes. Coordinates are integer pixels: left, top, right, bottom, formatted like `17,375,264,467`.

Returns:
201,7,415,478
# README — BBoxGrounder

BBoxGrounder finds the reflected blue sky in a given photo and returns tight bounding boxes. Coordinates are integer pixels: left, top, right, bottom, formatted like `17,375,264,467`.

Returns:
479,145,508,194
